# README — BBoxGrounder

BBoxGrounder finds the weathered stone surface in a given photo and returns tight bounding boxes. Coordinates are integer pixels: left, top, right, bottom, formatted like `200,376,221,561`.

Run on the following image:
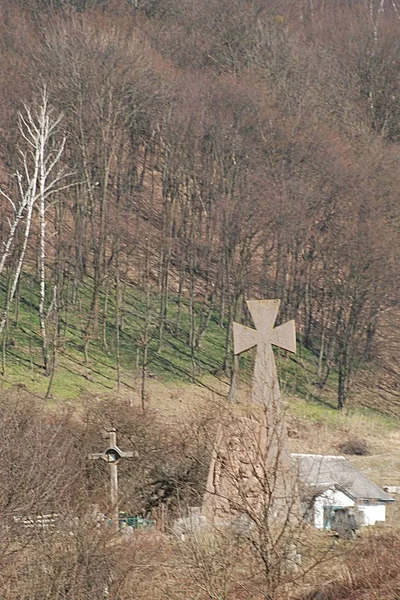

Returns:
202,415,267,521
203,299,298,523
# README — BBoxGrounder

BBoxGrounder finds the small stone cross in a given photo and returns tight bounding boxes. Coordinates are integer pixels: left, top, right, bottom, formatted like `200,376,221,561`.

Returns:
89,429,134,533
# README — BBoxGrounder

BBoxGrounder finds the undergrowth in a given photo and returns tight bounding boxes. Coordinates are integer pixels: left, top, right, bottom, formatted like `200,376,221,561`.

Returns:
0,273,367,415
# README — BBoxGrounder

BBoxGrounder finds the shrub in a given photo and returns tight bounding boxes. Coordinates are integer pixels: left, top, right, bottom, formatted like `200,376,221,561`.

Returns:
303,532,400,600
338,438,370,456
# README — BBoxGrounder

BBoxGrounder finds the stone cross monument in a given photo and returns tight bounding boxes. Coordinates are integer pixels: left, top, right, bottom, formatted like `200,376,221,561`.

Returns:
89,429,134,533
233,299,296,406
202,299,297,522
233,299,295,455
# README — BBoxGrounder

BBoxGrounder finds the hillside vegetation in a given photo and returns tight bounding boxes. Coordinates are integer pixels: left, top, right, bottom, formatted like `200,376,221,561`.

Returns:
0,271,335,403
2,3,400,600
1,0,400,412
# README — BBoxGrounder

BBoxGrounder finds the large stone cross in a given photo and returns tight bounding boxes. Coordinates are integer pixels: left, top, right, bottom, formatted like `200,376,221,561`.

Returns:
233,299,296,411
202,299,298,522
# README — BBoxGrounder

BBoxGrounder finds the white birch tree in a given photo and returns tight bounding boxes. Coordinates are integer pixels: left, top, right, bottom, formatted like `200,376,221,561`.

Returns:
0,87,72,373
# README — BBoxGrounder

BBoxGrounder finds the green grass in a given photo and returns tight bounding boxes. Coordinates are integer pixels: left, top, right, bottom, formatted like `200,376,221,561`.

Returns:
0,273,234,399
0,272,361,412
290,394,398,431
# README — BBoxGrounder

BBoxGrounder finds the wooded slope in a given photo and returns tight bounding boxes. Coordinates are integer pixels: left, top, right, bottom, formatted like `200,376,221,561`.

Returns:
1,0,400,408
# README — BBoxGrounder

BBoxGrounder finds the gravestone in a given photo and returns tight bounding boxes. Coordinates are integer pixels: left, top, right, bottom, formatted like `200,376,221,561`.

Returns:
89,429,134,533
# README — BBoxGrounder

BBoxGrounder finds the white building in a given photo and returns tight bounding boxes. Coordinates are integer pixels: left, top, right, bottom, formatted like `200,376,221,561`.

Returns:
292,454,393,530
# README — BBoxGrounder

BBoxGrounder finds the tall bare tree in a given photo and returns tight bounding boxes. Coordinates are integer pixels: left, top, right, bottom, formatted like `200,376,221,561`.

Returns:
0,86,71,373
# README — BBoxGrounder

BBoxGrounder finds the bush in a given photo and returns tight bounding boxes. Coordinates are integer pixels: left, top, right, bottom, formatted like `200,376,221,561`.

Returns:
303,532,400,600
338,438,370,456
0,388,214,599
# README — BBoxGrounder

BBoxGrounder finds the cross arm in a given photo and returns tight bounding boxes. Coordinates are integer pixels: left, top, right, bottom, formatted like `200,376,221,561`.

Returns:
120,451,135,458
271,320,296,353
89,452,105,460
88,448,135,463
233,322,257,355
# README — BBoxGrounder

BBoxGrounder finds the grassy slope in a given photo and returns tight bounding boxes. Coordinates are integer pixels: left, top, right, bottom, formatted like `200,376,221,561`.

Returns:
0,273,335,403
2,274,400,512
0,273,231,398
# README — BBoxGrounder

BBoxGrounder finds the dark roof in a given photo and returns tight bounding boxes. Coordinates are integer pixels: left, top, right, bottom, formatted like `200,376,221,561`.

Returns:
292,454,393,503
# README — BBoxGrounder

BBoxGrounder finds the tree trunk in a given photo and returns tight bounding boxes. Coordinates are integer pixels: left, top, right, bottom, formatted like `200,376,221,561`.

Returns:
228,354,239,403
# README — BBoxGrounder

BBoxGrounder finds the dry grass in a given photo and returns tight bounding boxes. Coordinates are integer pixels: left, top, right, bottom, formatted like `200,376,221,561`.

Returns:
103,376,400,531
99,372,400,449
1,382,399,599
301,530,400,600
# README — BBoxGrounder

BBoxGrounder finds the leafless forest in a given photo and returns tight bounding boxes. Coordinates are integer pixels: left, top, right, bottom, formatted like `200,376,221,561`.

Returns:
1,0,400,408
1,1,400,597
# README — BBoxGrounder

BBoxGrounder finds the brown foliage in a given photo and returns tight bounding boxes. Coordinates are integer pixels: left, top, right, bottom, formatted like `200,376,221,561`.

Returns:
304,532,400,600
338,438,370,456
0,388,215,598
1,0,400,408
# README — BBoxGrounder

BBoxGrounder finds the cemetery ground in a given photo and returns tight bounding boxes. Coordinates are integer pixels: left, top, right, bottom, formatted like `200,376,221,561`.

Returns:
1,278,400,598
1,274,400,513
2,379,400,599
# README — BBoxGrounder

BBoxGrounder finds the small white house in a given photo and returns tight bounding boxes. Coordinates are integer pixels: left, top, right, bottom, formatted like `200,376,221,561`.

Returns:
292,454,393,530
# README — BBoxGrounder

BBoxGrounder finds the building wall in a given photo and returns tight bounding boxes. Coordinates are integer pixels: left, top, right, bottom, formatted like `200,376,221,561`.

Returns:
357,503,386,526
313,489,354,529
313,489,387,528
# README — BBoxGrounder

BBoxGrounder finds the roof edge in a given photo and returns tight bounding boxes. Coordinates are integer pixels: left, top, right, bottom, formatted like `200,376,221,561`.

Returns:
291,453,346,460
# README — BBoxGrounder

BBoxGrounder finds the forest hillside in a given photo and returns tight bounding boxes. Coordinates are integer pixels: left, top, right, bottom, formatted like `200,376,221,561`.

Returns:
2,3,400,599
0,0,400,412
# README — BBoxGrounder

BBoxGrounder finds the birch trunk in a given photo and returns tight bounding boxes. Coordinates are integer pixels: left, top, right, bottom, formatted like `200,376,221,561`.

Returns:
0,191,27,277
0,87,71,374
0,198,36,336
38,97,49,374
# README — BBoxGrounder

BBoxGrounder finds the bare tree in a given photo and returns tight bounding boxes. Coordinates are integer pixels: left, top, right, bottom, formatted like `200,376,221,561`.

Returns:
0,86,71,375
176,405,335,600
